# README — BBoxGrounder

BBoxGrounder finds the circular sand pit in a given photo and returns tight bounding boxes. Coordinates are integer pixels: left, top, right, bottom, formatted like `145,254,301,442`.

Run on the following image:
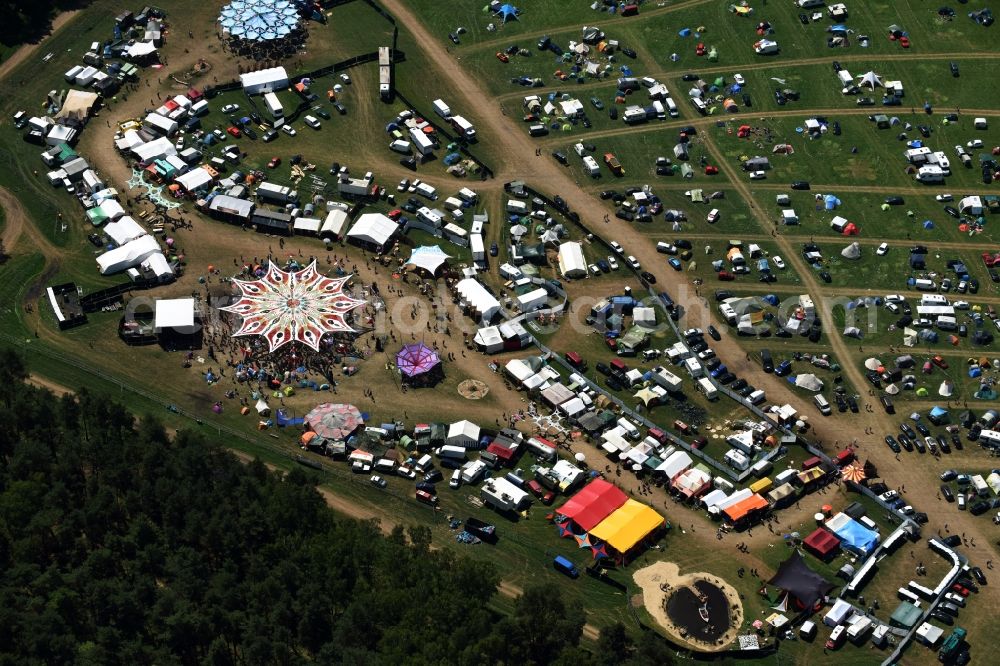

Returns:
458,379,489,400
633,561,743,652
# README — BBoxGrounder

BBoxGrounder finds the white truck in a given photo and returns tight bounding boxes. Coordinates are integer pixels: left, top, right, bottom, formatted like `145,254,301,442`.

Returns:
263,92,283,118
432,98,451,118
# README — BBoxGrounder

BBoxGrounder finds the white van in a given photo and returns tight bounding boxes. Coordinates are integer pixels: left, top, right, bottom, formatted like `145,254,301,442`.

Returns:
415,454,434,473
936,316,957,331
449,469,462,489
691,97,707,114
836,70,853,87
814,394,832,415
748,389,766,405
914,279,936,291
665,97,679,117
388,139,411,154
304,115,321,129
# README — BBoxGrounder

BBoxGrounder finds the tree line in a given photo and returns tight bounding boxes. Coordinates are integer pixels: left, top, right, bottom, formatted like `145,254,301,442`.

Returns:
0,0,91,49
0,351,672,665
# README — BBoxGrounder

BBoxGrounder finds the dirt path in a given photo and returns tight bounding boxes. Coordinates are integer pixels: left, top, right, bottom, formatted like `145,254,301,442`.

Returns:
26,373,72,396
0,186,56,254
0,10,81,82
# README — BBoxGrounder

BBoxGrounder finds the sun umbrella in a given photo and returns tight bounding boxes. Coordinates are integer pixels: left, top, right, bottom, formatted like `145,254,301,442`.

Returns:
305,403,363,441
575,532,592,549
841,462,866,483
884,383,900,395
574,452,587,463
557,522,575,538
591,542,609,560
864,357,882,371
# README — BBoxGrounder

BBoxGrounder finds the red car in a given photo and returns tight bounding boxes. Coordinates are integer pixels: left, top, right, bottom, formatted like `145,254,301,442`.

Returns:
695,42,706,56
951,583,970,596
704,165,719,175
931,355,949,369
495,51,509,63
387,209,403,220
899,36,910,48
267,156,281,168
718,270,735,281
226,126,242,138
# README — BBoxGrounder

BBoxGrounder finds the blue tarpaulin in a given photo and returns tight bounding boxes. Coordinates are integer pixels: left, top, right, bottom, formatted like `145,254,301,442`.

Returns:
827,514,880,554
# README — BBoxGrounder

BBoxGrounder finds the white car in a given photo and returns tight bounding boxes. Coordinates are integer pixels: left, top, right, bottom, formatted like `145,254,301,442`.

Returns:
340,73,352,84
607,256,619,270
610,241,624,255
936,193,953,202
968,139,984,149
876,242,889,256
281,124,296,136
749,170,766,180
174,136,184,150
397,178,409,192
589,263,601,275
220,103,240,114
369,475,387,488
627,255,641,270
212,128,226,141
408,178,421,193
397,466,416,479
733,73,745,85
772,255,786,269
707,208,720,223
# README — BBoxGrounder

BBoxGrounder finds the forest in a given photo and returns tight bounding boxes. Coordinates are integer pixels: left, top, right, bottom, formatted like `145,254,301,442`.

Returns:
0,351,672,665
0,0,91,48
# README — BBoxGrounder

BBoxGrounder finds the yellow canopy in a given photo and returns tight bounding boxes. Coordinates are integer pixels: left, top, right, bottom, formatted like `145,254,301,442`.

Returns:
590,499,664,553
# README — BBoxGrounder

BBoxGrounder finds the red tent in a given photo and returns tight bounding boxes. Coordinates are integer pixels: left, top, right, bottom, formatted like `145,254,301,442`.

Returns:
557,479,627,531
486,441,515,465
842,222,859,236
803,527,840,559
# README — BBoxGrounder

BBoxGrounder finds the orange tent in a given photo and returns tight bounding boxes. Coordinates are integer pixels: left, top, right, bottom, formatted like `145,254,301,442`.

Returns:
723,493,769,522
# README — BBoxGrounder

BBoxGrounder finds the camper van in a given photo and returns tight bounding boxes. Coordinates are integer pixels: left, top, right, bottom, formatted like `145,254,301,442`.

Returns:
691,97,707,115
582,155,600,177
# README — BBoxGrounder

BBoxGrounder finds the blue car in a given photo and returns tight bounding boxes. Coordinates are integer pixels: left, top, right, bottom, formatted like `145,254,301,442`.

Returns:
710,364,728,378
774,360,792,377
668,258,682,271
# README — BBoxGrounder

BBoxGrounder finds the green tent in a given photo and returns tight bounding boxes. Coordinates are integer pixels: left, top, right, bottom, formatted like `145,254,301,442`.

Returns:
86,206,109,226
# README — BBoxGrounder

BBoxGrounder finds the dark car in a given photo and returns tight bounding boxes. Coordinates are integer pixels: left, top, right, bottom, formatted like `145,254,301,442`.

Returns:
937,435,951,454
731,378,747,391
739,384,756,398
798,12,809,24
243,126,258,140
950,61,960,77
449,32,460,44
761,349,774,373
941,485,955,502
596,259,610,273
640,271,656,284
742,93,752,107
621,47,637,59
897,434,913,451
944,205,960,218
599,190,616,200
882,95,902,106
423,470,443,483
970,501,989,516
847,396,859,413
774,360,792,377
832,60,842,71
489,242,498,257
971,566,987,585
608,107,618,120
262,129,278,142
915,422,930,436
707,325,721,341
87,233,104,247
885,435,901,453
773,89,787,106
537,35,550,50
668,258,682,271
552,151,568,165
819,271,832,283
791,180,811,190
333,102,347,115
885,196,905,206
880,395,894,413
832,121,841,135
681,73,700,81
930,610,954,626
969,278,980,293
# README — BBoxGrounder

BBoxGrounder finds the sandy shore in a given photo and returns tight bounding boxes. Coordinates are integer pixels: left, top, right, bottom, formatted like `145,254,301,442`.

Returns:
633,561,744,652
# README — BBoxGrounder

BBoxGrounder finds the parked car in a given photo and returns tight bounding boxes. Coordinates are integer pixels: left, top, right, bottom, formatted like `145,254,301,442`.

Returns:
221,103,240,114
281,124,297,136
668,258,682,271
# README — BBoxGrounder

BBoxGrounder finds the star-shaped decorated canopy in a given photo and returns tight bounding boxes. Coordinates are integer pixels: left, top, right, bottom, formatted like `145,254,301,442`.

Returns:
220,261,365,353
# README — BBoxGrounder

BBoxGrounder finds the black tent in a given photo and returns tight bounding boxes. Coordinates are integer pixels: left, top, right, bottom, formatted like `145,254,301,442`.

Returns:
768,550,835,609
